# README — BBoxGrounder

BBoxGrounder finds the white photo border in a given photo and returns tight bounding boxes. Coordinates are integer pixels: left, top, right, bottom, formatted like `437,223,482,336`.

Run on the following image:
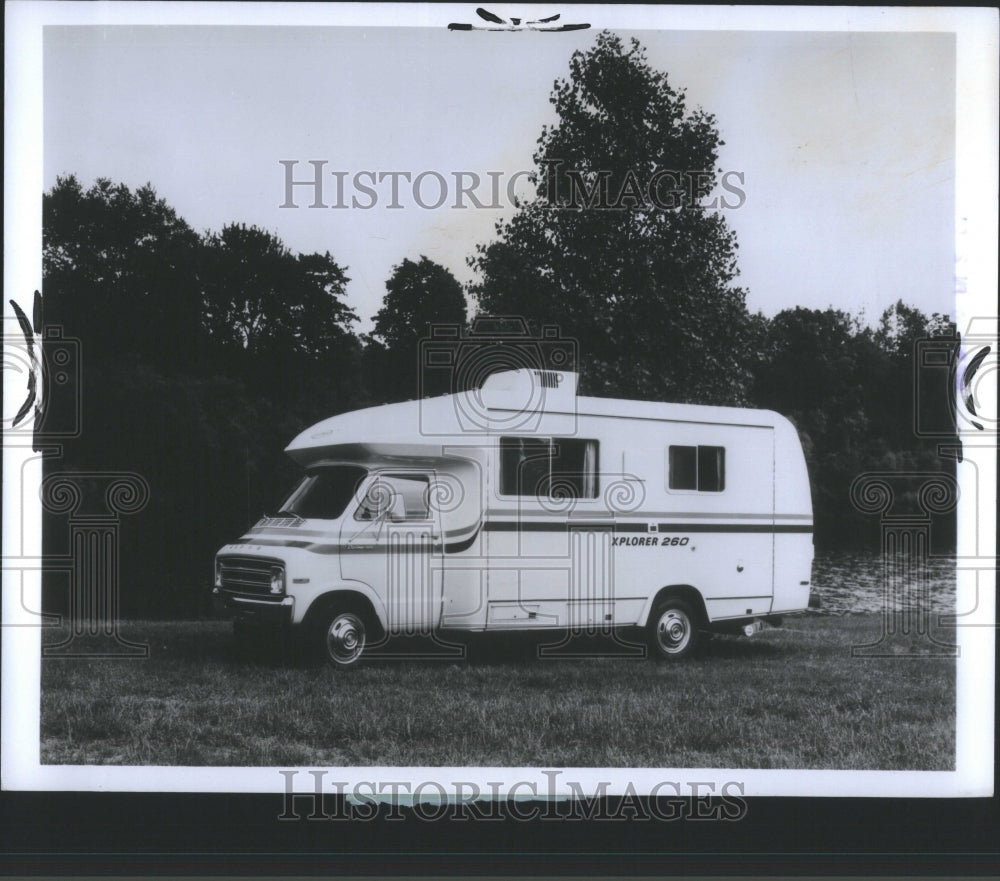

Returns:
3,1,996,797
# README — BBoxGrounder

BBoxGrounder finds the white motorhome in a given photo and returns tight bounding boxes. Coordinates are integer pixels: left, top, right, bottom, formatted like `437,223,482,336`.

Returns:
213,369,813,664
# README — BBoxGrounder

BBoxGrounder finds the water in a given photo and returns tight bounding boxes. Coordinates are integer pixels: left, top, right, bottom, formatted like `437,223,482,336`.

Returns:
810,550,956,615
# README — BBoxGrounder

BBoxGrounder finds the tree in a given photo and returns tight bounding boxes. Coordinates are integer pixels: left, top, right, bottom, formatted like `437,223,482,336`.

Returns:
753,308,873,432
199,223,361,411
43,175,205,369
750,306,957,550
875,300,952,359
750,307,874,547
200,223,356,358
872,300,956,451
365,256,467,401
41,178,366,618
470,32,754,404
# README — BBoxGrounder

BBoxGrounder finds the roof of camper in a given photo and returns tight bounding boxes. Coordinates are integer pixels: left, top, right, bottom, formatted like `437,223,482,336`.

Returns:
285,369,788,464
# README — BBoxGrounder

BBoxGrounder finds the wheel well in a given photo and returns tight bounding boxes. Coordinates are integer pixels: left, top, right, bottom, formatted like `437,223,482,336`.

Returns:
648,585,708,628
302,591,385,640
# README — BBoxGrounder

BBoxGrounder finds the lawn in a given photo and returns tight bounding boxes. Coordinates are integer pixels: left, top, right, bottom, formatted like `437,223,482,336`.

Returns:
39,614,955,769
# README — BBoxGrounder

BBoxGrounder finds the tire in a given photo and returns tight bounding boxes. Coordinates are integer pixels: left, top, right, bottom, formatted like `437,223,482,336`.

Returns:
648,598,700,660
319,608,368,667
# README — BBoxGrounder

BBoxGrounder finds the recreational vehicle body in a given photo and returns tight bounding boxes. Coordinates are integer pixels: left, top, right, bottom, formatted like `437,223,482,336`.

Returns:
213,369,814,664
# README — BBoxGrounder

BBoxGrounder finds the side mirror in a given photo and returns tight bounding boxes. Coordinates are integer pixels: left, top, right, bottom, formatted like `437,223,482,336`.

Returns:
387,494,407,522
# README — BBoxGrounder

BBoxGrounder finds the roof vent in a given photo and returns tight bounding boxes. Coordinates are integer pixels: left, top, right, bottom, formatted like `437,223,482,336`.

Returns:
479,369,578,396
467,369,579,434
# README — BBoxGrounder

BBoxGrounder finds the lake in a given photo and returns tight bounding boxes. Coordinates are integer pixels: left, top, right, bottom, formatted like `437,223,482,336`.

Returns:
811,550,956,615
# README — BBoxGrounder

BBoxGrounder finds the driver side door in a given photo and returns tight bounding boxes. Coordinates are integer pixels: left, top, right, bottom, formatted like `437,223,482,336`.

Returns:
338,471,442,634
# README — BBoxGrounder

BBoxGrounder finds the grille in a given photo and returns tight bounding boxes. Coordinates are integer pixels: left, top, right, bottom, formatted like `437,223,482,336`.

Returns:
218,556,282,598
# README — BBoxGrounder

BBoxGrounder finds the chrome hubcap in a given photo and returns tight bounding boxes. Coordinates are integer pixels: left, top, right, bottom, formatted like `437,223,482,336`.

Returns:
327,612,365,665
656,609,690,654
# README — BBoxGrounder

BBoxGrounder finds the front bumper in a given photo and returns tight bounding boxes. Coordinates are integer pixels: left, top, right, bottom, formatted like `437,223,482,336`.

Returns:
213,587,294,624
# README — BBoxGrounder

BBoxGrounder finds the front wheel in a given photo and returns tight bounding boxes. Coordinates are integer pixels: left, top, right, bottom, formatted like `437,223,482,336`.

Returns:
648,599,700,660
321,610,368,667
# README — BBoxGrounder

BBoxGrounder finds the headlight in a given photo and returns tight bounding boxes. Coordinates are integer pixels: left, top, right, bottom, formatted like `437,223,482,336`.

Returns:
214,560,223,588
270,566,285,595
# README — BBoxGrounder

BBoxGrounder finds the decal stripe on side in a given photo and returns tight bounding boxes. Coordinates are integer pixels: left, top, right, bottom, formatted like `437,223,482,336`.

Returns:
228,520,812,555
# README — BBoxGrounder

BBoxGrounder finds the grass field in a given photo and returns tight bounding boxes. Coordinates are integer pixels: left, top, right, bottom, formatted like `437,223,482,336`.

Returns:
40,614,955,769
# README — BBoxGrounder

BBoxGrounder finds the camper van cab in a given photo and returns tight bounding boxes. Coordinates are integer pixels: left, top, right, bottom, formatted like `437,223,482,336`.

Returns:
213,369,813,664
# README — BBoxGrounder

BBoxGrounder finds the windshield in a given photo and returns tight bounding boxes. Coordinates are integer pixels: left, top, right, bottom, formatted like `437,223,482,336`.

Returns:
276,465,368,520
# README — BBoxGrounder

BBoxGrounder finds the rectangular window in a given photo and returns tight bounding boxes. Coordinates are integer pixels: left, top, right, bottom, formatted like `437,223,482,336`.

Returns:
668,445,725,492
356,474,430,521
500,437,599,498
697,446,725,492
667,445,698,491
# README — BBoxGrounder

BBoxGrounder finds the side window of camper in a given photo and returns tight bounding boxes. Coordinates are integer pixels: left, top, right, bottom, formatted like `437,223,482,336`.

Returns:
355,474,431,521
499,437,599,499
667,445,725,492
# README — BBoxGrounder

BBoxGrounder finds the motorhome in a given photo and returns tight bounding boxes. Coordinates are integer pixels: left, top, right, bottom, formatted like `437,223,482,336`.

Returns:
213,369,813,665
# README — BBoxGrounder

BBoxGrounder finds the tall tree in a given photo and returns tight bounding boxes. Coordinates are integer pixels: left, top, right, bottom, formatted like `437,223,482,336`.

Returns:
365,256,467,401
470,32,754,404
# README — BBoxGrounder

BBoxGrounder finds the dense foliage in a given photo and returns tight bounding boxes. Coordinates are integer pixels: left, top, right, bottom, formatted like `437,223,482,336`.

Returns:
42,176,364,616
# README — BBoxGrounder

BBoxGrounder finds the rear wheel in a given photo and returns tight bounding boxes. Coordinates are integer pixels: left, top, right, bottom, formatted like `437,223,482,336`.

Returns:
648,598,700,660
321,609,368,667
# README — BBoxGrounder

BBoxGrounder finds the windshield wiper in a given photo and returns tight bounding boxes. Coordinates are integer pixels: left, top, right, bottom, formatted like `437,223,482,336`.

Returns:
274,509,303,520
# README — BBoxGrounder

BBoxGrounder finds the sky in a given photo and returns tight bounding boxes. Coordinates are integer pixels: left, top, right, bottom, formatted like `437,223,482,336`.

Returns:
43,23,956,333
